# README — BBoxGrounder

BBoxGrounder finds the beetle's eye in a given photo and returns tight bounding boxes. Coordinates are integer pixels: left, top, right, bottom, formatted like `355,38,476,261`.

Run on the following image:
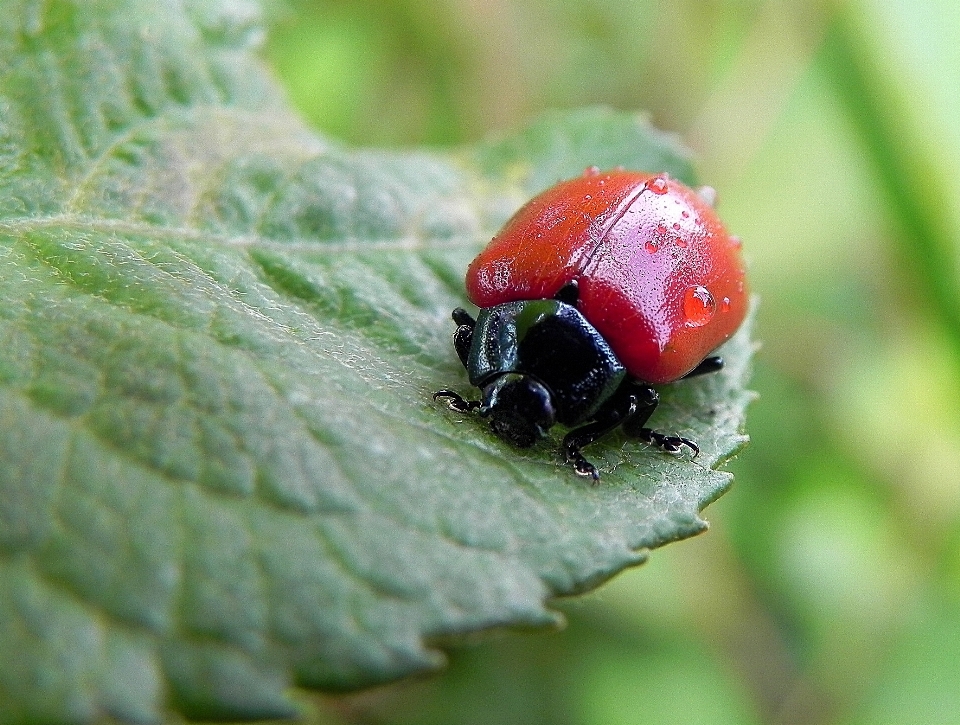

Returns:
479,374,555,448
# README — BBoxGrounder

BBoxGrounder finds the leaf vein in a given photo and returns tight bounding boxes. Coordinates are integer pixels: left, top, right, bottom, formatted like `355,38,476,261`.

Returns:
0,215,480,254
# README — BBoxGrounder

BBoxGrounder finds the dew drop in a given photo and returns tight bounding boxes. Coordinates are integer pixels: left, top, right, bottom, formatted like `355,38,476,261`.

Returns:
656,223,667,234
676,237,688,248
696,186,717,207
730,235,742,249
584,194,592,200
583,165,601,177
644,239,659,253
647,176,669,195
683,286,716,327
721,296,731,312
681,210,690,218
673,222,681,231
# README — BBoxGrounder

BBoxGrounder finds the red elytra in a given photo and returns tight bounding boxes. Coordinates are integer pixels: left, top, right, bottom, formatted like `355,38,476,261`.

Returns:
465,170,748,384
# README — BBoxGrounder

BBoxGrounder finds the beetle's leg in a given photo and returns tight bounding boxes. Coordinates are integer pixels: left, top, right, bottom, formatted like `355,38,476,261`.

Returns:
452,307,475,328
436,309,478,410
635,428,699,457
562,390,639,483
553,279,580,305
622,384,700,457
453,326,473,368
451,308,475,368
433,389,481,413
680,356,723,379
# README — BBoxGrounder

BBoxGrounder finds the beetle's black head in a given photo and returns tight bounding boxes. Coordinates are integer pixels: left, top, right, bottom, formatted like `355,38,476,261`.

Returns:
479,373,556,448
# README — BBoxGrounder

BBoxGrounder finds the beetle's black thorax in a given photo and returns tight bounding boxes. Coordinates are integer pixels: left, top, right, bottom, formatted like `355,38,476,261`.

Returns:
467,299,626,426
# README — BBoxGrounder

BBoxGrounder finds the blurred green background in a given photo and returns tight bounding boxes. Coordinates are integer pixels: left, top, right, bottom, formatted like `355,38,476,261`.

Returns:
262,0,960,722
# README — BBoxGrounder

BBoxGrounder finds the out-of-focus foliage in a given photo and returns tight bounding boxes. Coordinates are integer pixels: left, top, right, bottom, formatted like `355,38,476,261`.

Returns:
266,0,960,723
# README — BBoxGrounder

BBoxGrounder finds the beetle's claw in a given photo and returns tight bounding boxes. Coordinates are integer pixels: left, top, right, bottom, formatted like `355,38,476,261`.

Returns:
434,389,481,413
568,452,602,484
638,428,699,459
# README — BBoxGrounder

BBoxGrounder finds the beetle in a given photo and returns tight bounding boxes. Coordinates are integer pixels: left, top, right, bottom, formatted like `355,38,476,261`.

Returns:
435,169,747,481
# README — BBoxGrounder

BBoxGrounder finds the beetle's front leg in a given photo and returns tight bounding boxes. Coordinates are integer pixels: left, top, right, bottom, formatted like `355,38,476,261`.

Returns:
562,388,640,483
433,389,481,413
434,309,480,412
451,307,475,369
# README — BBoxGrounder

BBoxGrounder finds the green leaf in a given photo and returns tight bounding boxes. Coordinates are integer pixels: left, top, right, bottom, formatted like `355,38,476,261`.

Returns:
0,1,754,722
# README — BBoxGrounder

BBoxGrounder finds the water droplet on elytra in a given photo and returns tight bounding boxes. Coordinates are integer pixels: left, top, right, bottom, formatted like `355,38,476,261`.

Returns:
656,223,666,234
730,235,742,249
683,286,716,327
584,194,592,200
583,165,600,177
721,296,731,312
647,176,669,195
681,210,690,218
673,222,681,231
676,238,688,248
644,240,658,253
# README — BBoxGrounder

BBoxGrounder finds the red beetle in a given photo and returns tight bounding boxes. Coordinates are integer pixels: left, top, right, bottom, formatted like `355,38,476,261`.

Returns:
435,170,748,480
